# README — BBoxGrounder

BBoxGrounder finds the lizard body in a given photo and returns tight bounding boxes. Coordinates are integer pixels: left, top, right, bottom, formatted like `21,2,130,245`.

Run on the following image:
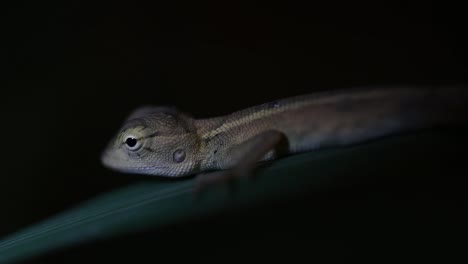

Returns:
101,86,468,181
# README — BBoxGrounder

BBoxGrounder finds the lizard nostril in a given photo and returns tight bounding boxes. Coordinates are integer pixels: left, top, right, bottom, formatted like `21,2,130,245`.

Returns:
173,149,186,163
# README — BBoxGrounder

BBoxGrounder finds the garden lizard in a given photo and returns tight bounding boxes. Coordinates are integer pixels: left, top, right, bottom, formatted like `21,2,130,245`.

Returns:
101,86,468,192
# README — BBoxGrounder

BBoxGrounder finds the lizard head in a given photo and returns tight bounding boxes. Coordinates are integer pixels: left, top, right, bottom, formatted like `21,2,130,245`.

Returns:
101,106,201,177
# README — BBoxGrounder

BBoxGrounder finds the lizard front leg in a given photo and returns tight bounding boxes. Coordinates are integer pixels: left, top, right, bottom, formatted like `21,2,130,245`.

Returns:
194,130,288,194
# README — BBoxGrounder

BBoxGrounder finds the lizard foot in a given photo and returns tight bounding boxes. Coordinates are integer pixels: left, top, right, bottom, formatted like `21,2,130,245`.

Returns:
192,168,252,196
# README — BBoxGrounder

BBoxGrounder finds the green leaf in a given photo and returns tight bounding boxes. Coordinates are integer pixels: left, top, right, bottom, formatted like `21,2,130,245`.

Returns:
0,127,466,263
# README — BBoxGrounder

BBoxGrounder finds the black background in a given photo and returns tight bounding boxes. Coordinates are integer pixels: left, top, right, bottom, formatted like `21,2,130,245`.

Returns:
1,0,467,260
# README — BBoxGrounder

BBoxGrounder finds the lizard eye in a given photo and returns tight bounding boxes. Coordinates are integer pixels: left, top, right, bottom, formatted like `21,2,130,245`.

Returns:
124,136,141,151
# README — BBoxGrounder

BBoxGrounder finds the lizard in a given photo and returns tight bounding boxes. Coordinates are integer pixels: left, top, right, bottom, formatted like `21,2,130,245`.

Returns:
101,86,468,192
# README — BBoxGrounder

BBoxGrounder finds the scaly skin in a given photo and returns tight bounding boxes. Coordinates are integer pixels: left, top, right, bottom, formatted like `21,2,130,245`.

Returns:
101,86,468,182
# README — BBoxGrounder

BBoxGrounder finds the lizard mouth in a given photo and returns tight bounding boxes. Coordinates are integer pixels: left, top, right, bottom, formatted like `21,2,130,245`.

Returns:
101,150,168,174
100,149,170,175
102,158,169,174
110,165,170,175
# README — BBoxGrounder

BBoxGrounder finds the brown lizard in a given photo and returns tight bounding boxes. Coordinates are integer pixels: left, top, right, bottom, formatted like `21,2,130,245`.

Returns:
101,86,468,192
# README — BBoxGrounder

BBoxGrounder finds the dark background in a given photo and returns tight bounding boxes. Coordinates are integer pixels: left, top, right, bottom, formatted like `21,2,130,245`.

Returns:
1,0,467,260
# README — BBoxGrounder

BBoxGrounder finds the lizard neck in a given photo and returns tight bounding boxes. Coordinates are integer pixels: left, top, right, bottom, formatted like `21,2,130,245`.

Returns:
194,117,226,134
194,116,227,172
